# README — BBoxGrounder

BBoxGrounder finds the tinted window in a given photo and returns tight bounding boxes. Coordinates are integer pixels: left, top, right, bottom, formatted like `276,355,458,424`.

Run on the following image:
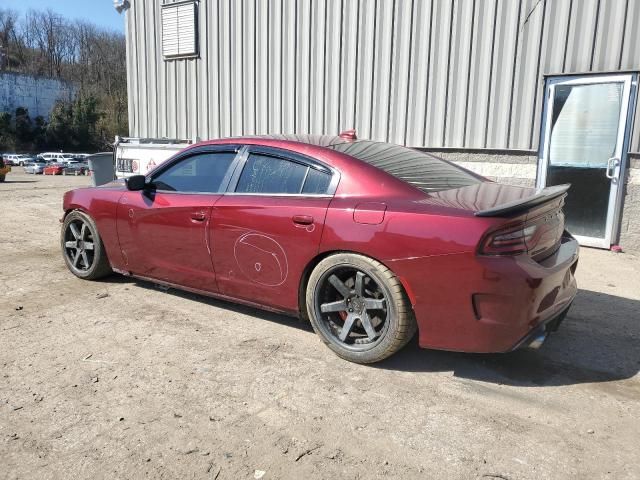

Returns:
302,167,331,194
236,154,308,194
327,140,483,192
152,152,236,192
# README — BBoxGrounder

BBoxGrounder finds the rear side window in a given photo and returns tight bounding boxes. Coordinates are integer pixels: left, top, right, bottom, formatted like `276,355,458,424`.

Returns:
235,153,331,195
152,151,236,192
302,167,332,194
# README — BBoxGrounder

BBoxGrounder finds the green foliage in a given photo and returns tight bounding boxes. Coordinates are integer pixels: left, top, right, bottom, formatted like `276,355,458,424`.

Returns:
32,116,47,150
0,112,14,151
14,107,32,149
45,102,73,150
0,96,110,153
1,7,128,153
45,95,103,151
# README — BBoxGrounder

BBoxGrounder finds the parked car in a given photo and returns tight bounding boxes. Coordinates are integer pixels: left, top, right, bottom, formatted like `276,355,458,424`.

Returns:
4,154,36,166
44,163,65,175
39,152,77,164
62,161,89,176
0,156,10,181
60,134,579,364
19,154,36,166
24,160,47,174
3,153,26,166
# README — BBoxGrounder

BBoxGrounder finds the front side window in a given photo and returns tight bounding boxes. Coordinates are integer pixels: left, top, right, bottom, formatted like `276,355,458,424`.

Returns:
235,153,332,195
152,151,236,193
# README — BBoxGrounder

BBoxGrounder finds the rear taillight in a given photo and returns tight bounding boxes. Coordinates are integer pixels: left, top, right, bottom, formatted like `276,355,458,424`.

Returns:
479,210,564,257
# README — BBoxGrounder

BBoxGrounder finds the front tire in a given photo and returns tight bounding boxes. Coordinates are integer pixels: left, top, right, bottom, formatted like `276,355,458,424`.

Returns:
61,210,112,280
306,253,416,364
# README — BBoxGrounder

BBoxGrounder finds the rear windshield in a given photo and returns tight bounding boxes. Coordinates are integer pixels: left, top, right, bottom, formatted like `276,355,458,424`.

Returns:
327,140,483,193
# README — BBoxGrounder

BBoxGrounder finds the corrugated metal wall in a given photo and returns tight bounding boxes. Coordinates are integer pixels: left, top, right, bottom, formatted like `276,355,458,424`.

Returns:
126,0,640,153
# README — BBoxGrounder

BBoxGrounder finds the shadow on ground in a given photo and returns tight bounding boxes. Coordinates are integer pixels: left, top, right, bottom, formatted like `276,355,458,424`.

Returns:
111,277,640,388
378,289,640,387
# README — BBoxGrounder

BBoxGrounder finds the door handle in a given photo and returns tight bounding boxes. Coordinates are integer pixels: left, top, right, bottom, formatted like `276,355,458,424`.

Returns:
292,214,314,225
606,157,620,179
191,211,207,222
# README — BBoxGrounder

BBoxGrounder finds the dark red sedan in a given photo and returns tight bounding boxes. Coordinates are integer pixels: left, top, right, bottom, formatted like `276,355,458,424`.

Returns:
60,134,578,363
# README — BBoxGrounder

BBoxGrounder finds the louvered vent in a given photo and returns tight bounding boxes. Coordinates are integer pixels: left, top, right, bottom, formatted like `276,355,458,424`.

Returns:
161,1,197,58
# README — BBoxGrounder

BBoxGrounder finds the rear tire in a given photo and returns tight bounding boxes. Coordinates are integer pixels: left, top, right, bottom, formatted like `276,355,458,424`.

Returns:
61,210,112,280
0,175,5,182
306,253,416,364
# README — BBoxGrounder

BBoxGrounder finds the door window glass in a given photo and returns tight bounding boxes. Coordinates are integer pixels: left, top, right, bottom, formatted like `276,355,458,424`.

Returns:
549,83,622,168
302,167,332,194
235,154,308,194
152,151,236,192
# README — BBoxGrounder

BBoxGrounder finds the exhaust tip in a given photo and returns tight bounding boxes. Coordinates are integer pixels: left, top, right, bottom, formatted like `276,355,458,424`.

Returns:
528,332,547,350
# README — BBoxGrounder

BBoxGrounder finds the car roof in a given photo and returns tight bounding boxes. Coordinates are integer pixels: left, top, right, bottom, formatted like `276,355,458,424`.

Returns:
197,135,483,194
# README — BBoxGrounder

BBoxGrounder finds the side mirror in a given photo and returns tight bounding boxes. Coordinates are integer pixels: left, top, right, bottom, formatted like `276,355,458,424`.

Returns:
125,175,147,191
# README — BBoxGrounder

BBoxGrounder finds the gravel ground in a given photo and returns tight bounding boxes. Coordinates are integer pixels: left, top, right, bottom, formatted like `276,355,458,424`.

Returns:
1,169,639,480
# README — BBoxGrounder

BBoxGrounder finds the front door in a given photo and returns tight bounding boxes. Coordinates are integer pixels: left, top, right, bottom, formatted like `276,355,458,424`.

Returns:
118,191,219,291
538,74,637,248
116,148,239,291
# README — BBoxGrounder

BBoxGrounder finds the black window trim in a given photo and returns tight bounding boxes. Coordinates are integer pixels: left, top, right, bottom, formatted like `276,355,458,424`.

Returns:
146,144,244,195
225,145,340,197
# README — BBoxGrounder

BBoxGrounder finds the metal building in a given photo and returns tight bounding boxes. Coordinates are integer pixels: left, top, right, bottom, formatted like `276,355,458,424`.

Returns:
123,0,640,251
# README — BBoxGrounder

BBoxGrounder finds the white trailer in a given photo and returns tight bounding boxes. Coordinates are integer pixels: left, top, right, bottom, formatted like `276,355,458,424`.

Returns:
114,137,192,178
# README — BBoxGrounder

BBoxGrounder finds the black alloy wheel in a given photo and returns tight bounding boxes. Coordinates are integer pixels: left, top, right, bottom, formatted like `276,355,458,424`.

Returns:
61,211,112,280
306,253,416,363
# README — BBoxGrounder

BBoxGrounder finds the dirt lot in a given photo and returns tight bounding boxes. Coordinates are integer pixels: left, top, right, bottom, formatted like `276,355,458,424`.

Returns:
1,169,639,480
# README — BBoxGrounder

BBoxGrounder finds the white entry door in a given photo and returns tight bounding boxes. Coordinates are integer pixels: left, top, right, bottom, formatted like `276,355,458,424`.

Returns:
538,74,637,248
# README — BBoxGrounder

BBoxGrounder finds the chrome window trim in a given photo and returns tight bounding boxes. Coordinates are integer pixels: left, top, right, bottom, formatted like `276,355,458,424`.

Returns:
222,192,333,198
149,190,228,196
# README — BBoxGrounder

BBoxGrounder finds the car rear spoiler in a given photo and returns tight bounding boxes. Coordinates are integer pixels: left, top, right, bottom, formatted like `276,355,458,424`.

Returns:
474,184,570,217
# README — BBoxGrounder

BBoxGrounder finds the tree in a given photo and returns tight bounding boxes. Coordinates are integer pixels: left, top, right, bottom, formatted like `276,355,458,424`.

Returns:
71,94,100,151
14,107,32,150
0,111,14,151
0,7,128,151
0,8,19,70
32,115,47,150
46,101,73,150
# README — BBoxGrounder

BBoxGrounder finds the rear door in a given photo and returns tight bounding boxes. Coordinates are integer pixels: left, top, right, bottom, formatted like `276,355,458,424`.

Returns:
212,146,338,312
117,146,240,292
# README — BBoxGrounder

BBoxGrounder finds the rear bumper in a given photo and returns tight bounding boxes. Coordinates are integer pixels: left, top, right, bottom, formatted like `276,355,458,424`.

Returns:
390,235,579,353
510,303,571,350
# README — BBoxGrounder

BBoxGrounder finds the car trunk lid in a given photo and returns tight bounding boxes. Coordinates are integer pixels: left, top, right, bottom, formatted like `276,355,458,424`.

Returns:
426,182,570,260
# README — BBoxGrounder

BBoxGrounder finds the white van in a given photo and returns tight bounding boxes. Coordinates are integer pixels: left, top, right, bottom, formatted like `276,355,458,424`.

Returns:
38,152,77,164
